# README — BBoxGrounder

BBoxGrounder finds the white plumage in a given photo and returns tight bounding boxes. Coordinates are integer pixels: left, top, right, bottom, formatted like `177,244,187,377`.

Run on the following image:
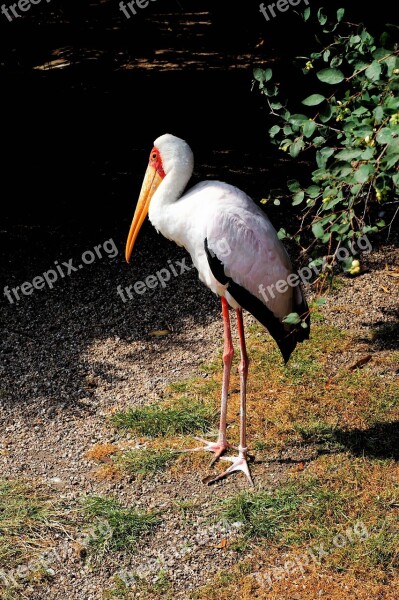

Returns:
125,133,310,485
148,135,299,319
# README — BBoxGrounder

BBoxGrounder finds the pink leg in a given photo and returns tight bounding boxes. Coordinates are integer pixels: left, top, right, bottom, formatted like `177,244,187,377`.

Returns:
184,297,235,461
206,308,254,485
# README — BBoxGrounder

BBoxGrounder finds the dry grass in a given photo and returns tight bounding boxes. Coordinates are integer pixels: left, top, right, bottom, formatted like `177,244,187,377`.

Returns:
0,479,75,598
86,443,119,463
2,313,398,599
120,321,397,599
182,321,399,599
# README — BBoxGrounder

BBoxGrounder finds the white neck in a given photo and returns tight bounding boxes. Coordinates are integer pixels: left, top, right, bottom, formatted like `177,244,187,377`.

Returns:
148,164,193,238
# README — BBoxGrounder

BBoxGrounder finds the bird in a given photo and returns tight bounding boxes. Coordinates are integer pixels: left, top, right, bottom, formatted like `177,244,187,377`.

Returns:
125,134,310,485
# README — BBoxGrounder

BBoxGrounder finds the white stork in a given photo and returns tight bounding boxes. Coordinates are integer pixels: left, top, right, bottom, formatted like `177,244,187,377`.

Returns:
125,134,310,485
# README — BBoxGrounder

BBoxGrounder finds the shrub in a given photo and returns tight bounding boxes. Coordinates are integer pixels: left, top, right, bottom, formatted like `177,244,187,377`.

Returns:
254,7,399,270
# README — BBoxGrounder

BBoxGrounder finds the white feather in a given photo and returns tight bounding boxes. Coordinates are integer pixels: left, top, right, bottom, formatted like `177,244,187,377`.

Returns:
148,135,299,320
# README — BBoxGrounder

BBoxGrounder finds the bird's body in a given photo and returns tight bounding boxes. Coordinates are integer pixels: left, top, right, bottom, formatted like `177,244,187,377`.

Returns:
125,134,310,485
150,179,292,313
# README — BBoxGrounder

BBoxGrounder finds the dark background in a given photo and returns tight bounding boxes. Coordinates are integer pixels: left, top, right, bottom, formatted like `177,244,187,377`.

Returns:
0,0,394,275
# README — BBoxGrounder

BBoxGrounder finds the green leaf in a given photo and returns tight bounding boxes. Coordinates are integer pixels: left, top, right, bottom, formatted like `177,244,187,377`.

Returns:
313,136,326,147
292,191,305,206
303,6,311,21
287,179,301,193
307,185,321,198
337,8,345,22
282,313,302,326
350,35,361,46
332,161,353,177
386,153,399,169
254,68,272,83
315,297,327,306
322,196,342,211
319,103,333,123
312,168,330,181
312,222,325,239
352,126,373,139
303,120,317,138
330,56,343,68
365,60,382,81
361,147,375,160
334,149,363,161
289,114,309,126
263,85,279,97
354,164,372,183
350,184,362,195
376,128,393,144
269,125,281,138
290,139,305,158
352,106,368,117
385,96,399,111
302,94,326,106
316,147,335,168
384,55,399,77
317,8,327,26
373,105,384,124
317,68,345,84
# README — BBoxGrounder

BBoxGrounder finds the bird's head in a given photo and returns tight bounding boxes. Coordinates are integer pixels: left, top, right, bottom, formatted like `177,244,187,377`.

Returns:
125,134,194,263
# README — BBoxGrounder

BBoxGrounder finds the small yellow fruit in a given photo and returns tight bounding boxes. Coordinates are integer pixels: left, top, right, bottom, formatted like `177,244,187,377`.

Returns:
349,266,361,275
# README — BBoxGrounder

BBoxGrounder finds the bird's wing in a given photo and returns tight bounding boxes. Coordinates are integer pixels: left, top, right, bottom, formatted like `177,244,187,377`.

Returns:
204,193,310,362
205,198,293,317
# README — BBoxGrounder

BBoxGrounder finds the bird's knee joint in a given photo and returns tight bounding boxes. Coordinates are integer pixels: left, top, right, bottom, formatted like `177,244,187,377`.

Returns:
223,348,234,365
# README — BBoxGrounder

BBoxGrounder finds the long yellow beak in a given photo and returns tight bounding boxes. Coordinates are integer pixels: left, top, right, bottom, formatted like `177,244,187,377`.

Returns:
125,165,163,263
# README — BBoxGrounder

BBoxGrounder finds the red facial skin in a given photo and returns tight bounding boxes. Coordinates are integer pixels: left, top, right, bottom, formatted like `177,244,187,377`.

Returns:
149,147,166,179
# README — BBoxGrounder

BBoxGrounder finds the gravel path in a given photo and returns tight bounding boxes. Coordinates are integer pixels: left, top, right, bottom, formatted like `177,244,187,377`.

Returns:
1,223,398,598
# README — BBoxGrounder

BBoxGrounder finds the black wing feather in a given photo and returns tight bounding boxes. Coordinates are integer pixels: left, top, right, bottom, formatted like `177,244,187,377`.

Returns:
205,238,310,364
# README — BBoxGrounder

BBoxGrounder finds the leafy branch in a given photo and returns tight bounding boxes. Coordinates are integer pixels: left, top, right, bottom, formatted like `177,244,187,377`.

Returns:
254,7,399,267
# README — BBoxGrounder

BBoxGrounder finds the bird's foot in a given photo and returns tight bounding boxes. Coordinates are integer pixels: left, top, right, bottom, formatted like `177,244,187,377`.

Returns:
203,446,254,486
181,437,235,465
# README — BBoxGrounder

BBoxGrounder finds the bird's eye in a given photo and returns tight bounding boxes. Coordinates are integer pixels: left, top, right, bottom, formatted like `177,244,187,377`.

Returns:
152,153,157,160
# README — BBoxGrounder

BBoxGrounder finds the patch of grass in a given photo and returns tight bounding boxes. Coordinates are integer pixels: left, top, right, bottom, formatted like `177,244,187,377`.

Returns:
104,568,173,600
221,477,347,546
294,421,344,449
201,455,399,599
364,518,399,571
86,443,118,463
83,496,160,557
118,449,178,477
222,483,302,542
111,397,217,437
0,479,74,599
0,480,63,571
102,576,132,599
171,498,199,523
